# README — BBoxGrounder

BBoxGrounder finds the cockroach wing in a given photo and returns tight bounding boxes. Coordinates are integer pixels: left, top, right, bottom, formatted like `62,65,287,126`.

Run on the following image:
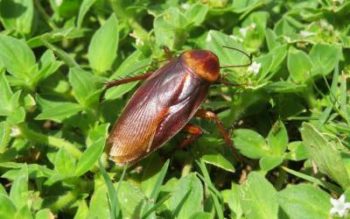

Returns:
107,59,209,165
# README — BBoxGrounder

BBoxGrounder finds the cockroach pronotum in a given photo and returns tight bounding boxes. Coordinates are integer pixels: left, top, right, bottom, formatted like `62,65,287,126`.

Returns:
101,47,252,166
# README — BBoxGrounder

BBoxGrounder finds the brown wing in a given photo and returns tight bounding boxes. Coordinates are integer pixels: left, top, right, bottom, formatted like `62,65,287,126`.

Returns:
107,59,209,165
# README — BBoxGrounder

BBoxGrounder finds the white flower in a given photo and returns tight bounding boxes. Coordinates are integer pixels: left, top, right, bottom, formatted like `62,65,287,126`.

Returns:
299,30,315,38
239,27,248,37
250,23,256,29
330,194,350,217
247,61,261,75
10,127,21,137
181,3,190,10
206,32,212,42
55,0,63,6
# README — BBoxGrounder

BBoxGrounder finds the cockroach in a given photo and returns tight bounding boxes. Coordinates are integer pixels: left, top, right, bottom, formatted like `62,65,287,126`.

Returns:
102,47,252,166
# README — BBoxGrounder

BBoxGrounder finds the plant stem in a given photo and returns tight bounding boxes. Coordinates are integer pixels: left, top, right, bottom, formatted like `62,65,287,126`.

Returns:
18,124,82,159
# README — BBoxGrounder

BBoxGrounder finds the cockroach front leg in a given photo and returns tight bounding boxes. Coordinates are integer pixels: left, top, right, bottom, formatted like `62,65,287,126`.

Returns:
179,124,203,149
195,109,242,162
100,71,153,102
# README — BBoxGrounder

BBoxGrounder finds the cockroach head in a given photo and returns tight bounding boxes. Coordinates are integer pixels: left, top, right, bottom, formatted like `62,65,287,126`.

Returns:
181,50,220,82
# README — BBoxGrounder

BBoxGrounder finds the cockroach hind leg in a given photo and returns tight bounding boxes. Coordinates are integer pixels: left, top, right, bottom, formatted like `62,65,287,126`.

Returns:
195,109,243,162
99,72,154,102
179,124,203,148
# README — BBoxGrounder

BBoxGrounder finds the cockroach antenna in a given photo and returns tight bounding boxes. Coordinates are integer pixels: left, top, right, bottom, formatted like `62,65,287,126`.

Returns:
219,46,253,68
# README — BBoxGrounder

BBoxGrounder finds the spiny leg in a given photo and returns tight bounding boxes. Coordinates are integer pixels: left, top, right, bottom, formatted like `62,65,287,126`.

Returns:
195,109,242,162
100,71,153,102
179,124,203,149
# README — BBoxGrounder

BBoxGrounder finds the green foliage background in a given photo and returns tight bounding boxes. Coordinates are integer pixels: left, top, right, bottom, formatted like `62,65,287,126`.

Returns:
0,0,350,218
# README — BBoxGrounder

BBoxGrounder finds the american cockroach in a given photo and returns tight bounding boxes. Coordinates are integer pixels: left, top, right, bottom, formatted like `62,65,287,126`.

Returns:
102,47,251,166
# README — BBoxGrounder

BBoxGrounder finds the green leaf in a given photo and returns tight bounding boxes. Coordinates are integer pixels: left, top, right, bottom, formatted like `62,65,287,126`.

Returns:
6,106,26,126
301,123,350,188
285,141,308,161
154,7,188,49
259,156,283,172
77,0,96,28
0,194,17,219
240,172,278,219
185,4,208,26
0,35,36,78
222,184,243,219
73,201,89,219
165,173,203,218
309,43,340,76
232,129,269,159
0,72,13,115
9,165,28,209
15,205,33,219
88,186,111,219
267,120,288,155
35,209,54,219
68,67,101,107
287,47,313,83
278,184,331,219
88,14,119,73
0,121,11,153
54,148,76,177
118,181,146,218
0,0,34,35
35,96,83,122
75,137,105,177
37,50,62,82
195,138,235,172
202,30,247,66
141,159,169,218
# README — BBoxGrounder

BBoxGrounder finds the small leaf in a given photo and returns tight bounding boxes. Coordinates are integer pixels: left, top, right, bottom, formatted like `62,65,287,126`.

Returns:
278,184,331,219
222,184,243,218
301,123,350,188
54,148,76,177
9,165,28,209
185,4,208,26
35,209,55,219
0,35,36,78
68,67,101,107
267,120,288,155
309,43,340,76
240,172,278,219
35,97,83,123
232,129,269,159
77,0,96,28
88,14,119,73
0,194,17,219
259,156,283,171
287,47,313,83
165,173,204,218
0,72,13,115
286,141,308,161
0,0,34,35
75,138,105,177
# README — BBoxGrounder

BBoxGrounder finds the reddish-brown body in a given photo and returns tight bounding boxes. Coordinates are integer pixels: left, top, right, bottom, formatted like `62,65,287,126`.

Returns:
107,50,220,165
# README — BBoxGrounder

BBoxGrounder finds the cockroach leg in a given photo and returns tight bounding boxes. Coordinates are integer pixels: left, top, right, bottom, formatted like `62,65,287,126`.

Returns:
100,71,153,102
195,109,242,162
179,124,203,149
162,46,173,60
